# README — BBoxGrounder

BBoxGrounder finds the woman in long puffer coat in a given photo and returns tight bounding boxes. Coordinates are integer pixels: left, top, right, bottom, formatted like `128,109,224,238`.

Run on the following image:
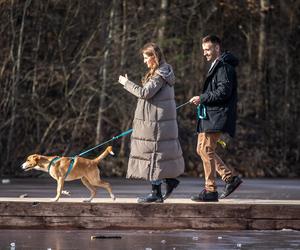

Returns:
118,42,185,203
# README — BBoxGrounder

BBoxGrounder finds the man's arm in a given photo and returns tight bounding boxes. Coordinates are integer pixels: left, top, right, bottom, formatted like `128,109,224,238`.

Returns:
200,64,234,105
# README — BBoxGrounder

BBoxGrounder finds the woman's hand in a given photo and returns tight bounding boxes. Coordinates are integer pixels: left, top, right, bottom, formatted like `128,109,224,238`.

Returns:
118,74,128,86
189,96,201,105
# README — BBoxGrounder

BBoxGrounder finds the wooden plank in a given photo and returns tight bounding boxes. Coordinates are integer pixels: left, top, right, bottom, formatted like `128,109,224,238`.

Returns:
0,200,299,230
0,202,299,219
0,216,299,230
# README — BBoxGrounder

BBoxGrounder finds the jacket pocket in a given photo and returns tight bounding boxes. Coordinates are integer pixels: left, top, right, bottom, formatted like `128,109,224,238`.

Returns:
207,107,228,130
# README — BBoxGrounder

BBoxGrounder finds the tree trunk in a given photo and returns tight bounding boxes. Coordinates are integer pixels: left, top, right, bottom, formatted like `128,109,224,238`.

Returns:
158,0,168,45
5,0,31,169
256,0,269,119
120,0,127,68
96,0,116,144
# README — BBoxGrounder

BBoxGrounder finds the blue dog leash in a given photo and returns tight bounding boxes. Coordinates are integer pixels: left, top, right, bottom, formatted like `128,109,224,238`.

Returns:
47,101,191,177
46,129,133,179
74,101,190,158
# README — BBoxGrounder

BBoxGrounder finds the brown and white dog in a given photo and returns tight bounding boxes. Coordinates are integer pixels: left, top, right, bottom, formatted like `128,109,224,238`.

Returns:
21,146,115,202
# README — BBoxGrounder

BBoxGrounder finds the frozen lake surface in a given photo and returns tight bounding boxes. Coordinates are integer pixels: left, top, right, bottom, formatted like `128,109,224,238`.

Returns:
1,229,299,250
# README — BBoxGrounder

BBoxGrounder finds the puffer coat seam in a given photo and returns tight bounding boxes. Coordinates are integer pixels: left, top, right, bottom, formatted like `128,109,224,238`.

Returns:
133,118,177,122
130,155,183,161
131,137,178,142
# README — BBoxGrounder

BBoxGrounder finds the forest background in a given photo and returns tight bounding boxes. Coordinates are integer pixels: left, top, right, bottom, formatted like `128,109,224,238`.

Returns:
0,0,299,178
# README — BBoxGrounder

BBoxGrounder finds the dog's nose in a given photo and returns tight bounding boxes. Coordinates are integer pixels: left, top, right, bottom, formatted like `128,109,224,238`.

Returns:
21,162,27,169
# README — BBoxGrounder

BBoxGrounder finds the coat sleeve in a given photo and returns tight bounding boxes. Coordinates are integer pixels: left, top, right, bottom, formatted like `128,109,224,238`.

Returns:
200,64,234,105
123,75,164,99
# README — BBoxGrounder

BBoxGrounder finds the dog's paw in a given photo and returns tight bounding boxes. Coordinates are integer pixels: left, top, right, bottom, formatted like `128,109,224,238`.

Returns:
111,194,116,201
62,190,71,196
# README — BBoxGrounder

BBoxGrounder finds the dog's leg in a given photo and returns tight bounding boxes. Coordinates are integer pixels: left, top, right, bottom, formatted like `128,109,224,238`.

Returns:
92,180,115,200
51,177,64,202
81,177,97,203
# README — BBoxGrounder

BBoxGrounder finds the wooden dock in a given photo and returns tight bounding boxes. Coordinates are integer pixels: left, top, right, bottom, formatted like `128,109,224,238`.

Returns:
1,178,300,230
0,198,299,230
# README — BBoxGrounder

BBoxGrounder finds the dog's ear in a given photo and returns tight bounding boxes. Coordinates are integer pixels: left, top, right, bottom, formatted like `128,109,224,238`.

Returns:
32,154,41,162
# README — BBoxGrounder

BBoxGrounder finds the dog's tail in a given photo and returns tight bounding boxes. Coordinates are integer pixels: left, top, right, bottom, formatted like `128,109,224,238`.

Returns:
93,146,114,164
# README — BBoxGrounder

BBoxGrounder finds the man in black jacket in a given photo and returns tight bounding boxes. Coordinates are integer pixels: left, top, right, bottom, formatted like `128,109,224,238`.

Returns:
189,35,242,202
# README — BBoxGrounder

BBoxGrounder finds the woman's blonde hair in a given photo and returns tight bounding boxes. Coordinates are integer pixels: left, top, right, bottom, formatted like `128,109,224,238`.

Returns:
141,42,165,84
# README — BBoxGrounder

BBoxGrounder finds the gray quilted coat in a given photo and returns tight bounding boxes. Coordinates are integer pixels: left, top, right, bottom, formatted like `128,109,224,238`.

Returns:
123,63,185,181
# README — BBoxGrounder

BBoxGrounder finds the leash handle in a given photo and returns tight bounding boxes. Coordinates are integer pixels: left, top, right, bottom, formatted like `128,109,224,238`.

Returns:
197,104,207,119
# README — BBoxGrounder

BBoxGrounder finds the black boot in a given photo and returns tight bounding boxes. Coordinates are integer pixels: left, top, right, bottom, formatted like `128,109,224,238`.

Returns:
163,178,180,200
137,184,163,203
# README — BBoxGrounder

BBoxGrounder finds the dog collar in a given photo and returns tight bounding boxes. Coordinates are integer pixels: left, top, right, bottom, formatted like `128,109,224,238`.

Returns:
48,156,61,173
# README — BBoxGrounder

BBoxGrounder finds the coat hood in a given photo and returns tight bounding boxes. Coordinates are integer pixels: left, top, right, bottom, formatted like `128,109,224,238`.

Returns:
156,63,175,86
219,51,239,67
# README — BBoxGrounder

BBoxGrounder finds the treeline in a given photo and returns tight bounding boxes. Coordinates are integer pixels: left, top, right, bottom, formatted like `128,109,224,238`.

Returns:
0,0,299,177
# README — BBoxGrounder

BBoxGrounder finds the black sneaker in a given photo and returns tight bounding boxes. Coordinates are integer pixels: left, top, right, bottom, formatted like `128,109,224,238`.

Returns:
219,176,243,199
191,189,218,202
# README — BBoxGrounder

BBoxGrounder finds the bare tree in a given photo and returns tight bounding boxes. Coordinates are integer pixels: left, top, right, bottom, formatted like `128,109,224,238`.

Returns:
96,0,116,144
256,0,270,119
6,0,32,169
158,0,168,45
0,0,299,177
